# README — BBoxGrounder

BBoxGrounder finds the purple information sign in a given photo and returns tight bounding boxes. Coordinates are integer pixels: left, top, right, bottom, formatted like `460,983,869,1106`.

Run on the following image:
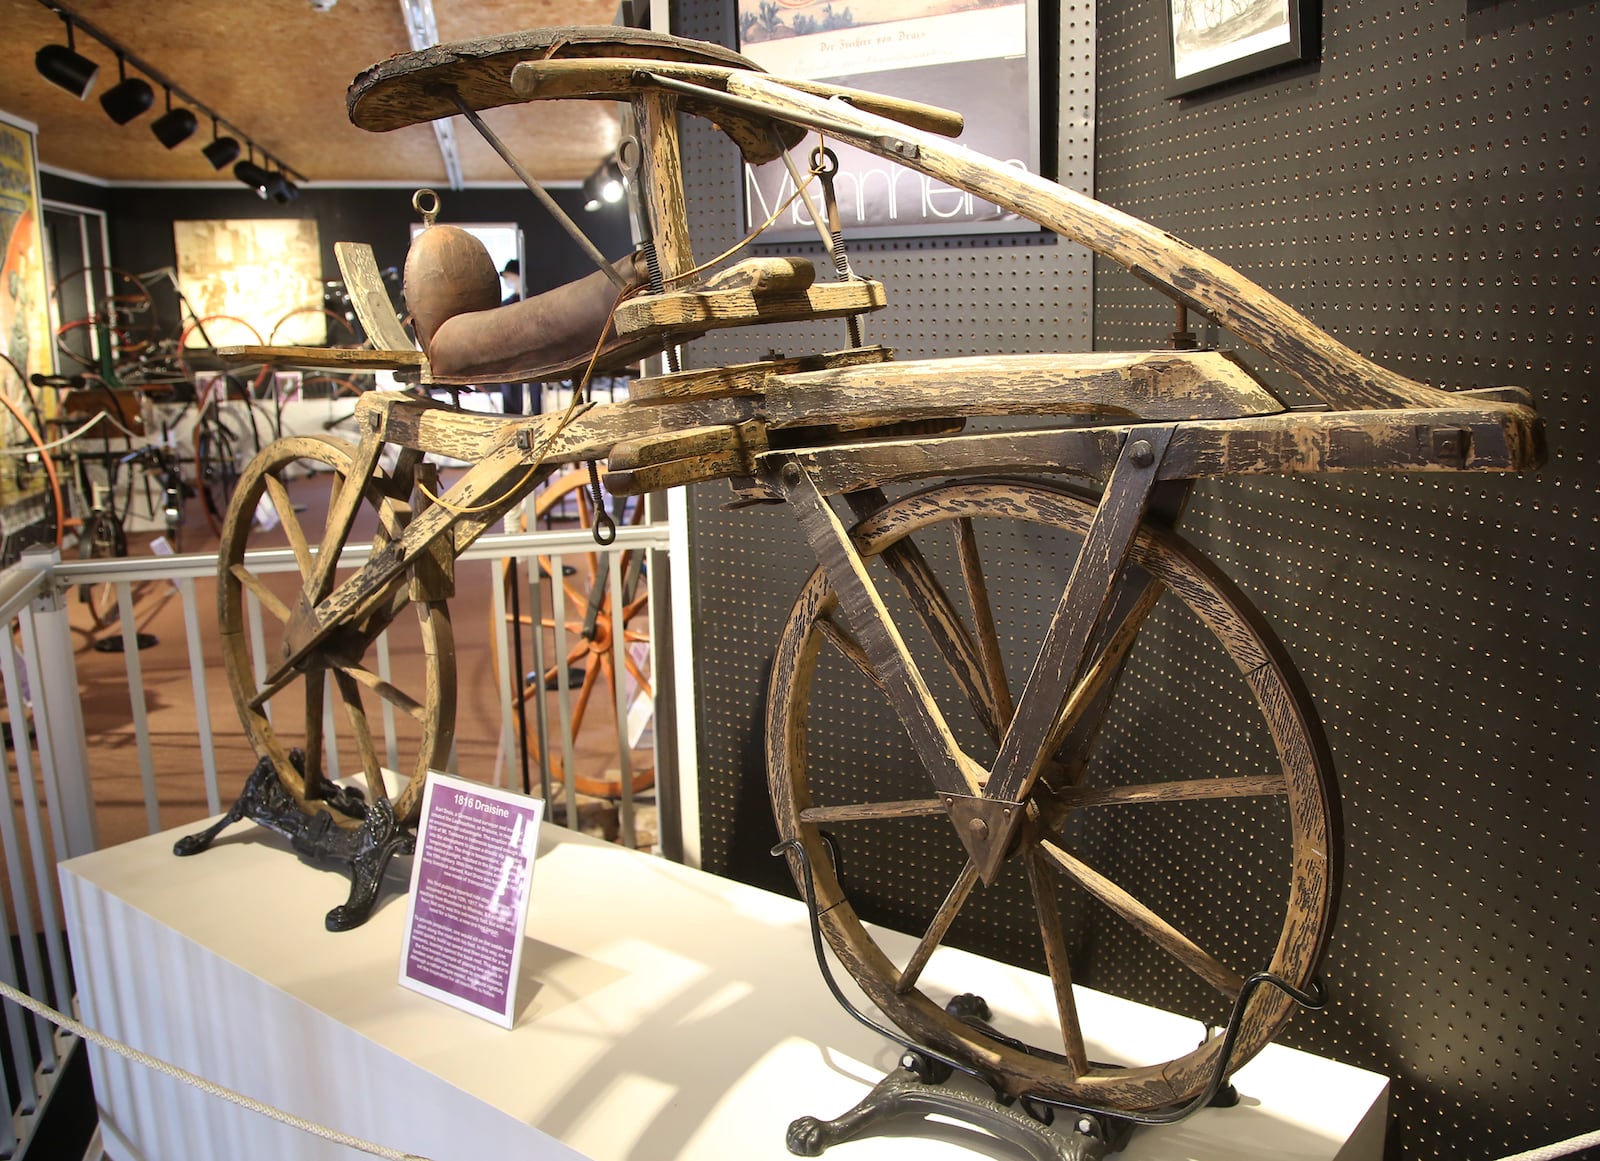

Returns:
399,771,544,1027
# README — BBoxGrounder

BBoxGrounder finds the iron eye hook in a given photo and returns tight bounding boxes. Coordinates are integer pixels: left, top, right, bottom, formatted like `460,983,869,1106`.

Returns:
411,188,440,228
586,459,617,545
810,145,840,177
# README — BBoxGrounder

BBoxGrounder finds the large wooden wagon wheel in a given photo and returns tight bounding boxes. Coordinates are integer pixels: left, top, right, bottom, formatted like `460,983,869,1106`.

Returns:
217,436,455,831
767,479,1340,1111
509,466,652,798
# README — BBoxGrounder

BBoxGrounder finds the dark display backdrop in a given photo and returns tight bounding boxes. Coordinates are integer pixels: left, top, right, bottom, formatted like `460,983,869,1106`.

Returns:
676,1,1596,1158
1093,3,1595,1156
42,174,634,332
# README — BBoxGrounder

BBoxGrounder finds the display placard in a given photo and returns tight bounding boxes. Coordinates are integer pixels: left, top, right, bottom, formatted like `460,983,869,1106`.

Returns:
399,771,544,1028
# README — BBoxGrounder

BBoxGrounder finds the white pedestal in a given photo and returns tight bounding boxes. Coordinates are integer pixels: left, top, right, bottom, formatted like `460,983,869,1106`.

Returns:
60,822,1387,1161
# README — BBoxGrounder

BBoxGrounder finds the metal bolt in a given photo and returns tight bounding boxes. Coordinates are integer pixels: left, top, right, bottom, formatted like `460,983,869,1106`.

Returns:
1129,439,1154,467
968,817,989,840
781,462,803,487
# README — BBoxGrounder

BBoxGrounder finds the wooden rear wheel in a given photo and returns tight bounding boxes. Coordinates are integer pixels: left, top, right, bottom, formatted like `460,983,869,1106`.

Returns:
766,479,1340,1111
218,436,455,829
511,467,652,798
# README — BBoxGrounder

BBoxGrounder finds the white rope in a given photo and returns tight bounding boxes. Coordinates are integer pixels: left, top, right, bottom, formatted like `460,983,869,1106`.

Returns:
1495,1130,1600,1161
0,978,433,1160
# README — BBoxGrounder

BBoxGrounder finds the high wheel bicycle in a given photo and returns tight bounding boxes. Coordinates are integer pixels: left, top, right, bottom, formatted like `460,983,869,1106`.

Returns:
182,26,1544,1120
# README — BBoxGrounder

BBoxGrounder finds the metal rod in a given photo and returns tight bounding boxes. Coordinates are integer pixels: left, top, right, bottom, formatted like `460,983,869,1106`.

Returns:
449,93,628,289
608,548,634,848
0,657,55,1078
0,622,74,1016
114,583,161,835
526,558,553,805
490,553,515,789
770,126,838,253
31,0,307,181
178,578,221,816
551,552,579,829
507,555,533,796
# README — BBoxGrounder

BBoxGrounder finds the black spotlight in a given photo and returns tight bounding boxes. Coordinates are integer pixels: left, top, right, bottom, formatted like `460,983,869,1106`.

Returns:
234,158,273,197
268,173,300,204
151,90,197,149
201,120,240,169
100,56,154,124
35,19,98,99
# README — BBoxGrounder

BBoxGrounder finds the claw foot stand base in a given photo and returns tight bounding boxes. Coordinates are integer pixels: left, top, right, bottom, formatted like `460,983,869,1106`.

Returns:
785,1055,1136,1161
173,754,416,932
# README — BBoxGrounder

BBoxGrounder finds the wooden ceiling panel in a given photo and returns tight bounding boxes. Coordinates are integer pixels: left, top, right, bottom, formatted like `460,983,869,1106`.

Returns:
1,0,624,185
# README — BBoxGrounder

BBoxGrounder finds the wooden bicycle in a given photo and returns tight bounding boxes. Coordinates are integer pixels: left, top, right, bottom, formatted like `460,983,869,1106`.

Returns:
177,26,1543,1122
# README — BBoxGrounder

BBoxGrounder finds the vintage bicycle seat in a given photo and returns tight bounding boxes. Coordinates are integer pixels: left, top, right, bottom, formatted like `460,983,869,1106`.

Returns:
348,25,805,164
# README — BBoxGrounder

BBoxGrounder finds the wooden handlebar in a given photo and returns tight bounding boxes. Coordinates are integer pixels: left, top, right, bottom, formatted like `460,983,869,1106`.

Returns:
508,59,965,140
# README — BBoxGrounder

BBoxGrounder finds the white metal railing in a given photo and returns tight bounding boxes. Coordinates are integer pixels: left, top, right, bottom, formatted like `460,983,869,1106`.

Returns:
0,515,675,1157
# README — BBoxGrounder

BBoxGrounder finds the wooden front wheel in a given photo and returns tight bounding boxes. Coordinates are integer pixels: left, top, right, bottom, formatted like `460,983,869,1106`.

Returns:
766,479,1340,1111
218,436,455,829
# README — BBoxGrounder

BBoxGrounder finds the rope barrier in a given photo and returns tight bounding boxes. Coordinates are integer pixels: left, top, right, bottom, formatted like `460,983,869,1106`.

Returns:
0,978,434,1161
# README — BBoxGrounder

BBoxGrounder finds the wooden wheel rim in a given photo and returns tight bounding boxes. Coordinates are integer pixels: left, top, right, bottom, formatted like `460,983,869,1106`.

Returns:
218,435,455,828
766,479,1340,1110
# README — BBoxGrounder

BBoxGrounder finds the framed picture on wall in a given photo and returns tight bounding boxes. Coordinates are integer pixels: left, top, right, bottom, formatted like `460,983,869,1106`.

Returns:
737,0,1041,240
1164,0,1318,97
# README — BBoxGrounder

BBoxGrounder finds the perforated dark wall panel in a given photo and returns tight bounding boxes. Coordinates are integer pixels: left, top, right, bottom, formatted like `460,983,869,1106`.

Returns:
673,1,1596,1157
1093,4,1596,1157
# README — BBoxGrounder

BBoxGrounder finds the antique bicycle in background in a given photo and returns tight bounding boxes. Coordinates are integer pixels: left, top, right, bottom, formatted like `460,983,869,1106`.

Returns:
176,26,1542,1152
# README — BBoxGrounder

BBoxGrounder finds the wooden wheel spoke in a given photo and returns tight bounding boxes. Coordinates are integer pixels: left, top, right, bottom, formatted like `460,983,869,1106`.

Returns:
954,517,1014,728
816,615,888,694
1025,848,1089,1075
800,799,945,825
333,662,428,722
1044,584,1163,760
302,669,326,788
264,474,312,578
1038,839,1244,998
1055,774,1288,810
249,663,305,712
897,858,980,994
568,656,602,730
229,564,290,623
332,670,387,805
877,537,1005,742
622,652,652,698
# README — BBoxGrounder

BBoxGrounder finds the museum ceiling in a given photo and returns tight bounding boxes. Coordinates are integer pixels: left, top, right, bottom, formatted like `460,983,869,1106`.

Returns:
4,0,627,187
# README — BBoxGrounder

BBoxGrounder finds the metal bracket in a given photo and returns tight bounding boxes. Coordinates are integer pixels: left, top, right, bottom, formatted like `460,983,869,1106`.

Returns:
175,752,415,931
787,1056,1133,1160
941,792,1026,885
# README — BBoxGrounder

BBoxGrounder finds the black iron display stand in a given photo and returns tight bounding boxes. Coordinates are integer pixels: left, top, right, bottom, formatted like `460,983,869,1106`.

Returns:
788,1042,1140,1160
773,839,1325,1160
174,752,415,931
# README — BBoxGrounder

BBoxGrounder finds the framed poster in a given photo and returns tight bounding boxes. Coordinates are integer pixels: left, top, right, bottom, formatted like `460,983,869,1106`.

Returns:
0,113,53,386
0,112,58,564
1164,0,1318,97
739,0,1040,240
173,218,324,346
